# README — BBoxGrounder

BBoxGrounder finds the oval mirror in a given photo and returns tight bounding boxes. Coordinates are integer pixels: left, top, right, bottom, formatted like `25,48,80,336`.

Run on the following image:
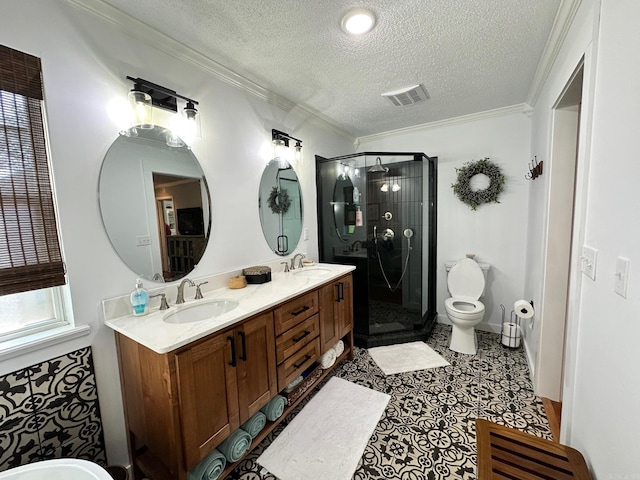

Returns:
333,174,355,242
258,158,303,255
99,126,211,282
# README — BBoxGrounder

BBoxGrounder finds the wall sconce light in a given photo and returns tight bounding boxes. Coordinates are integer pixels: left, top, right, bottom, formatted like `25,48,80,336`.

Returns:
125,76,201,147
272,129,303,162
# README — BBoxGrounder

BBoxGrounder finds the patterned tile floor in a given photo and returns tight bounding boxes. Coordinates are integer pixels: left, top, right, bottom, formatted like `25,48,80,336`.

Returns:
229,324,551,480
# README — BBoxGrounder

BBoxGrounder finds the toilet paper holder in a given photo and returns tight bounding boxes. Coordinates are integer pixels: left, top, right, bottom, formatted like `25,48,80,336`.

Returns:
500,304,522,349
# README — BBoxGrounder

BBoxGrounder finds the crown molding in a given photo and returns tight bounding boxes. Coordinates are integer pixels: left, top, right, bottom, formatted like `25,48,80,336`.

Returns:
64,0,354,142
526,0,583,108
357,104,527,144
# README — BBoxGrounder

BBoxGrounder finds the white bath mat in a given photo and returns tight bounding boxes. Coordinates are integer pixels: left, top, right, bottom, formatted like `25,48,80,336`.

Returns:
368,341,449,375
257,377,389,480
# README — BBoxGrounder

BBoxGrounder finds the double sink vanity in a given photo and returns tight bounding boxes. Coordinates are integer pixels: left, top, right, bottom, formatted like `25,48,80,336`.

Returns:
104,263,355,480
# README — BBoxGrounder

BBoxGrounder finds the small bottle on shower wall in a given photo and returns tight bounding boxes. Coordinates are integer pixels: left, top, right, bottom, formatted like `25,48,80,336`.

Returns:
130,278,149,316
355,206,363,226
353,186,360,205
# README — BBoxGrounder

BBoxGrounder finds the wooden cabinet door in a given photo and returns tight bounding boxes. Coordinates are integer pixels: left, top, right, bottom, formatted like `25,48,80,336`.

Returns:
319,275,354,354
175,332,240,470
318,282,339,354
337,274,354,338
235,312,277,423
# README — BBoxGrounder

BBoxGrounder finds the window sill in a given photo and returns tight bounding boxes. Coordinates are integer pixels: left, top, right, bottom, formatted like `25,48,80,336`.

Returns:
0,324,91,361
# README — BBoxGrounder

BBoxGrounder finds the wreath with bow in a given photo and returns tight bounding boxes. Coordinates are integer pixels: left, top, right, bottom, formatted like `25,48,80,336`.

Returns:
452,158,505,210
268,187,291,214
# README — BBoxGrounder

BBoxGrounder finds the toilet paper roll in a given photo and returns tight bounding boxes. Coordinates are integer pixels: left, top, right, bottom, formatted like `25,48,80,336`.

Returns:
514,299,534,319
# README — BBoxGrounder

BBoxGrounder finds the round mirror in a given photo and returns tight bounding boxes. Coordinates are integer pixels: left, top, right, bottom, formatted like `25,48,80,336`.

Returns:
258,158,303,255
333,174,355,242
99,126,211,282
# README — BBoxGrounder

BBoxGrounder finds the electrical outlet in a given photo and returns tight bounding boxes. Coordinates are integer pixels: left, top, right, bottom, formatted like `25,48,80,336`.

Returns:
303,228,309,241
581,245,597,280
614,256,630,298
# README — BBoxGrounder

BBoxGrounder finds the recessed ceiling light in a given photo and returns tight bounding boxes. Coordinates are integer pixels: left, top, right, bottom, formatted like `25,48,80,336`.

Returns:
341,9,376,35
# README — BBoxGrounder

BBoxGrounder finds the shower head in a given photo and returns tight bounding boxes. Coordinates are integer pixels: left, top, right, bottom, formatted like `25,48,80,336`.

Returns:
368,157,389,173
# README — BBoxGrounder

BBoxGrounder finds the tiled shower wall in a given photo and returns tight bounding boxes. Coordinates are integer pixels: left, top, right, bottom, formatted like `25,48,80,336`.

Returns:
0,346,107,471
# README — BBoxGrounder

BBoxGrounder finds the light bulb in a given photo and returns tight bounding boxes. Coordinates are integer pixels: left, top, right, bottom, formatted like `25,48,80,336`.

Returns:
392,182,401,192
380,183,389,192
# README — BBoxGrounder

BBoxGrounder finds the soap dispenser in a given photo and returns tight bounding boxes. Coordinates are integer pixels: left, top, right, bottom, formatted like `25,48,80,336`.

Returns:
130,278,149,316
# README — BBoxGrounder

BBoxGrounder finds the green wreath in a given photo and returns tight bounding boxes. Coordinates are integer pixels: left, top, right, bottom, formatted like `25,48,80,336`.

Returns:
452,158,505,210
268,186,291,214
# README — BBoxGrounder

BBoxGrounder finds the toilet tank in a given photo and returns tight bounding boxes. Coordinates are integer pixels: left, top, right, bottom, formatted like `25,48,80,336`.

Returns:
445,260,491,297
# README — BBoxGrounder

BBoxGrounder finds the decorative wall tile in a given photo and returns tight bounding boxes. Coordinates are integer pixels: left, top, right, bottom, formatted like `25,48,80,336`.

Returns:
0,347,106,472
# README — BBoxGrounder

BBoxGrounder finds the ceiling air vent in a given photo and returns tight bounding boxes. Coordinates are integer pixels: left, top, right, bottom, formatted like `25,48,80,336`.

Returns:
381,84,429,107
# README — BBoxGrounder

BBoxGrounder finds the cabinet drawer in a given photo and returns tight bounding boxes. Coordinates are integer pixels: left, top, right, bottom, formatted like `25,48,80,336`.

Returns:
277,337,320,390
275,314,320,364
274,291,319,335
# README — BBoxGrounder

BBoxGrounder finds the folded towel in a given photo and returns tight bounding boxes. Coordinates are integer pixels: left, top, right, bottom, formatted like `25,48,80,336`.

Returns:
241,411,266,439
260,395,286,421
284,375,304,393
218,429,251,463
319,348,336,369
188,449,226,480
332,340,345,357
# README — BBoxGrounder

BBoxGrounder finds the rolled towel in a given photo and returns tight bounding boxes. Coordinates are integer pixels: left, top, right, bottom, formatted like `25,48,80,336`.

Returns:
241,411,266,439
218,429,251,463
260,395,286,421
319,348,336,369
188,449,226,480
332,340,345,357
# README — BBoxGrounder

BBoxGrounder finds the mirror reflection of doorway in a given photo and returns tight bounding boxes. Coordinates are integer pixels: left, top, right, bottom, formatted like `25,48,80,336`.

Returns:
156,198,174,278
153,173,206,281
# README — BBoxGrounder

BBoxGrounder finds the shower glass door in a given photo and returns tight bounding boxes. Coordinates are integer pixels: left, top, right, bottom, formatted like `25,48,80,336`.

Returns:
316,152,437,347
365,155,423,335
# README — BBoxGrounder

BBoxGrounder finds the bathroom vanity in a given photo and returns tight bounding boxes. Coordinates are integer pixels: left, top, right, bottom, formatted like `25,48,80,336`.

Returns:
104,265,354,480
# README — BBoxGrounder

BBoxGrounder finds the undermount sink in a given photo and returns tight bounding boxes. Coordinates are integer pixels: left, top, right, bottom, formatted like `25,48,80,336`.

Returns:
163,299,239,324
293,267,333,278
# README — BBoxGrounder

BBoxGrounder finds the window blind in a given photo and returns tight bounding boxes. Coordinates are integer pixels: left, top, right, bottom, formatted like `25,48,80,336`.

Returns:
0,44,65,295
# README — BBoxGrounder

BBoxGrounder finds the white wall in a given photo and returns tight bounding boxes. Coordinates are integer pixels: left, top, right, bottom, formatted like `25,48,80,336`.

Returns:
526,0,640,476
358,112,531,333
0,0,353,466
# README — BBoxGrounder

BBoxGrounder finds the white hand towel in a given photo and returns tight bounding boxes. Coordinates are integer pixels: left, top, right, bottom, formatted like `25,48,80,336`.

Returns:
319,349,336,369
332,340,344,357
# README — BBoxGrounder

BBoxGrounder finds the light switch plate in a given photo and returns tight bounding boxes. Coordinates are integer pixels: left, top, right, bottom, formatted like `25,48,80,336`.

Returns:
581,245,597,280
615,256,630,298
136,235,151,246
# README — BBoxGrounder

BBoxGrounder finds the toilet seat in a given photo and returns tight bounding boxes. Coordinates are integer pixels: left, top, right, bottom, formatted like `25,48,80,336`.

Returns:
445,297,485,316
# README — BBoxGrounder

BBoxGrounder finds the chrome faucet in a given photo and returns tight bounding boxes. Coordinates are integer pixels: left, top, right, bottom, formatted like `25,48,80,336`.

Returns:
176,278,195,304
290,253,306,270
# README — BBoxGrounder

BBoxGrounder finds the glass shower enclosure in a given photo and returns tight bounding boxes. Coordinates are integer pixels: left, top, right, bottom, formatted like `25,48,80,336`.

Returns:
316,152,437,347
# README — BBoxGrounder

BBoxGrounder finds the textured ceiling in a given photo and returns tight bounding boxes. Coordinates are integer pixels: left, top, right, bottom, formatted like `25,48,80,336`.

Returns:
96,0,561,137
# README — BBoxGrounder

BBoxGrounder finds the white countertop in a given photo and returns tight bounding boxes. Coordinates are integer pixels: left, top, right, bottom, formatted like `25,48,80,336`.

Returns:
104,263,355,354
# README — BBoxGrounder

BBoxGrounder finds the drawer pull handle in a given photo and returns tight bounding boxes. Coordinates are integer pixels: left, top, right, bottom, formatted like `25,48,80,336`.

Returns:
293,355,311,369
292,330,310,342
291,305,310,316
227,336,237,367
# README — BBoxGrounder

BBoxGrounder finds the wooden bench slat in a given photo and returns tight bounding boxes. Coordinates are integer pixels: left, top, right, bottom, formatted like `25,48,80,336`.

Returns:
475,419,593,480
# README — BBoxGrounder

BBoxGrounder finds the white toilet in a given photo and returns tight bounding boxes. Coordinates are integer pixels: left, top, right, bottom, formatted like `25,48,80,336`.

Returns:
444,258,490,355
